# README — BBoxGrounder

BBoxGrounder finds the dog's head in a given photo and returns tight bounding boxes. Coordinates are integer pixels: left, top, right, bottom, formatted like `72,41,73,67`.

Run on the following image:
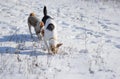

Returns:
50,43,63,54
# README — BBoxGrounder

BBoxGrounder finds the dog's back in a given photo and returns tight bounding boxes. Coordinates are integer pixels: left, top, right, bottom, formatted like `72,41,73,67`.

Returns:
44,18,57,41
28,13,40,26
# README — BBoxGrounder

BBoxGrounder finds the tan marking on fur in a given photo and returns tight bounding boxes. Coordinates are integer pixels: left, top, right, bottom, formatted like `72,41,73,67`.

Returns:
40,21,44,28
50,45,56,54
41,29,44,36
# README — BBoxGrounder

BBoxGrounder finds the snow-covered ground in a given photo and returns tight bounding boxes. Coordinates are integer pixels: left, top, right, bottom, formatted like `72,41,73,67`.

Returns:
0,0,120,79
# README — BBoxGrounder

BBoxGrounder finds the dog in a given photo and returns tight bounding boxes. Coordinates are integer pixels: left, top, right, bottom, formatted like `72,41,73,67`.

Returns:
40,6,62,54
28,13,44,40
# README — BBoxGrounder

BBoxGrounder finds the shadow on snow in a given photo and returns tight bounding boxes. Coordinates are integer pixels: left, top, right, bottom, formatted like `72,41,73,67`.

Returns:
0,34,49,56
0,46,49,56
0,34,38,42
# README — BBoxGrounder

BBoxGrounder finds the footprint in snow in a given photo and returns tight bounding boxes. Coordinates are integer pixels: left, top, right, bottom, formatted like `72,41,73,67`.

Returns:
75,34,82,39
91,41,97,44
105,39,111,43
79,49,88,53
113,23,119,26
99,8,106,11
103,19,110,22
61,21,70,28
115,45,120,49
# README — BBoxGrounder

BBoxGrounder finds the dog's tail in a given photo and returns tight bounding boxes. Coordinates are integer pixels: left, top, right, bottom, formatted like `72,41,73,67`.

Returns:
30,12,35,16
43,6,47,16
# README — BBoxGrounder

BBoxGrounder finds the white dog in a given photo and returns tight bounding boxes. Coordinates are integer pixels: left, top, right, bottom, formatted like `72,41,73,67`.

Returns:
40,6,62,54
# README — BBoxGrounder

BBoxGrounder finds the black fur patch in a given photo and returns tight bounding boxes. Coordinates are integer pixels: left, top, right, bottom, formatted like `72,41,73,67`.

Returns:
46,23,55,31
42,6,52,25
43,6,47,16
42,16,51,24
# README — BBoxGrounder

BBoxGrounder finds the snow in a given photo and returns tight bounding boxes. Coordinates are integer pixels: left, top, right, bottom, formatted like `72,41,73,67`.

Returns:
0,0,120,79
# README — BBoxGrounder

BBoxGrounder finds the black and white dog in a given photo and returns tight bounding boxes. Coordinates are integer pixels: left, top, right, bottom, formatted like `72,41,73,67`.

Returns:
40,6,62,54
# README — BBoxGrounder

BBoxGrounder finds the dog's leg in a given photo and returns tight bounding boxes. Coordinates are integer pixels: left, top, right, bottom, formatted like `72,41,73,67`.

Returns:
37,33,42,41
28,23,33,38
43,37,50,53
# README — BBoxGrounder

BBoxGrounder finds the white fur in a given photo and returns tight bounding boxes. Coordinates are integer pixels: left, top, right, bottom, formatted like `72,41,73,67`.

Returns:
44,18,58,46
42,18,58,53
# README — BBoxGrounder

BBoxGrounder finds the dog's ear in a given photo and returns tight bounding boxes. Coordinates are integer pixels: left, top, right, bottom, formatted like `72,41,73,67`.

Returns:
40,21,44,28
56,43,63,48
43,6,47,16
30,13,35,16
